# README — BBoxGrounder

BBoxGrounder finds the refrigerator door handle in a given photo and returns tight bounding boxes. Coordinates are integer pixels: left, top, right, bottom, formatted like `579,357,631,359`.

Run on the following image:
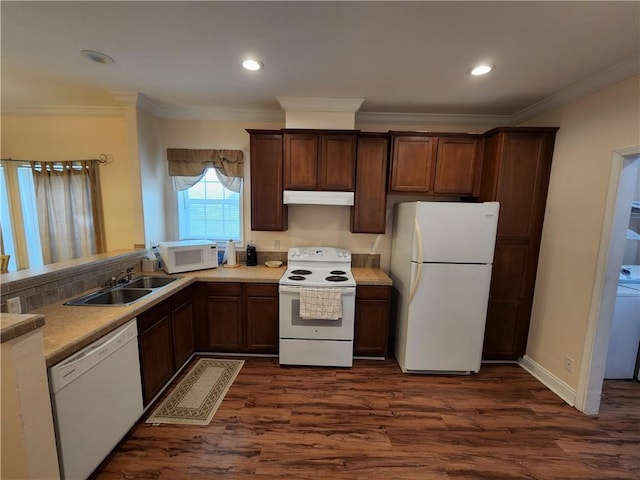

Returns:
409,218,424,304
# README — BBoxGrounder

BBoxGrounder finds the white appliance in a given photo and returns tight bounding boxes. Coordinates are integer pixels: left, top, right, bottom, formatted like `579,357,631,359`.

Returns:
604,265,640,379
279,247,356,367
49,319,143,479
159,239,218,273
390,201,500,374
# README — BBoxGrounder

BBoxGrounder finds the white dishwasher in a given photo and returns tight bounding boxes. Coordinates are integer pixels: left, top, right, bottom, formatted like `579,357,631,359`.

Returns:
49,318,143,480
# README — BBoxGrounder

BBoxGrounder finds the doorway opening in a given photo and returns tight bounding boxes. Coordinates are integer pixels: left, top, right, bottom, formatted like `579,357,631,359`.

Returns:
577,147,640,414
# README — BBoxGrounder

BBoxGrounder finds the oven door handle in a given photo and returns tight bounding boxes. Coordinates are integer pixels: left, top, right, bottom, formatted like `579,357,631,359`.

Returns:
279,286,355,296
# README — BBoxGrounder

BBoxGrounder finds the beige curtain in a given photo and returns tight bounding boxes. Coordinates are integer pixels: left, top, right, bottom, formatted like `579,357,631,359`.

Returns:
166,149,244,177
32,161,105,264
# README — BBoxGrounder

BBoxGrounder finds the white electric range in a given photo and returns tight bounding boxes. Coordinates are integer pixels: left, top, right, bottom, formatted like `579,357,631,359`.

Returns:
279,247,356,367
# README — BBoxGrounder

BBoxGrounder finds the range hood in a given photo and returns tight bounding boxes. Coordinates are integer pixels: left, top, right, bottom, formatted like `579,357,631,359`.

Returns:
283,190,354,206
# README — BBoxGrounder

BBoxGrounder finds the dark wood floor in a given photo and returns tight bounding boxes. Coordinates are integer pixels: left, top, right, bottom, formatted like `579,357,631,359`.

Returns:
94,356,639,480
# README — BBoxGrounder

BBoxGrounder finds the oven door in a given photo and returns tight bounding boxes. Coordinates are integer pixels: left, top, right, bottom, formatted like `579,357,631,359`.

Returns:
279,285,355,340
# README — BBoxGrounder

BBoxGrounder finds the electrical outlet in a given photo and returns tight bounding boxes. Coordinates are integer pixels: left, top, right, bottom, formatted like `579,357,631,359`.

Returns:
274,240,280,250
7,297,22,314
564,356,574,373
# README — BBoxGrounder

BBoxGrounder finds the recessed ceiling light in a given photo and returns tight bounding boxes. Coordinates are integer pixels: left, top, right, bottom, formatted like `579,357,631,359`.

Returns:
81,50,115,64
469,64,494,76
242,59,263,71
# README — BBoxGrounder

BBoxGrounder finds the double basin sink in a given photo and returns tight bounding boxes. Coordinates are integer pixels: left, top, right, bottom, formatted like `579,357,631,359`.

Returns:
65,276,179,306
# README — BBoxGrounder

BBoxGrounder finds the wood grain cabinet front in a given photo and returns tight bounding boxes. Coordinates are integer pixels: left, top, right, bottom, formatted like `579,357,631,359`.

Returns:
354,285,391,357
283,131,357,191
479,127,558,360
388,132,482,196
137,299,175,406
194,282,279,354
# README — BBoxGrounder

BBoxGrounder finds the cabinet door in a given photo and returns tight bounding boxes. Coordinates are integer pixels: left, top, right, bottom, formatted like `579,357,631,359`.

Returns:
248,131,287,231
284,133,318,189
389,136,436,192
138,301,175,406
244,283,278,353
319,134,356,190
433,137,482,195
354,286,391,357
205,283,243,352
351,134,388,234
172,286,194,370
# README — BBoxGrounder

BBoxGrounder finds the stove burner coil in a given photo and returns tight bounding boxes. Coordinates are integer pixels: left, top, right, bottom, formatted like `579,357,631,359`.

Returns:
330,270,346,275
325,275,348,282
288,275,307,281
290,269,312,275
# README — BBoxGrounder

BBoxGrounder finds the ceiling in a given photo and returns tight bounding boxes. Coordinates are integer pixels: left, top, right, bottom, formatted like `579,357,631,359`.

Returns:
2,1,639,122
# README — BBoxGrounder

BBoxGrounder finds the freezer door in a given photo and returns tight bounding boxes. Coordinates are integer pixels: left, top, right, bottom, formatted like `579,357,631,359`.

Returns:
403,263,492,373
413,202,499,264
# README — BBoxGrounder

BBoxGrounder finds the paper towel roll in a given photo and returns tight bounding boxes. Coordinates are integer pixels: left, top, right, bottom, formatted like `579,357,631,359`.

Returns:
226,240,237,266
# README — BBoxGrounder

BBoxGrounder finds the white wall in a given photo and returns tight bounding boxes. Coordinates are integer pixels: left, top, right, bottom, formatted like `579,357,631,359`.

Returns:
521,75,640,389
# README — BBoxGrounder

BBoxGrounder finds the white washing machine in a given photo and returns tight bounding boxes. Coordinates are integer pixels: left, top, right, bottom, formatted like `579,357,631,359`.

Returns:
604,266,640,379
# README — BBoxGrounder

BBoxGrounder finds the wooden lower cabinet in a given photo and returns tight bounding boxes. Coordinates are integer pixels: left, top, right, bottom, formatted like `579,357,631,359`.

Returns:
354,286,391,357
171,285,194,369
137,300,175,406
197,282,279,354
244,283,279,353
137,286,195,406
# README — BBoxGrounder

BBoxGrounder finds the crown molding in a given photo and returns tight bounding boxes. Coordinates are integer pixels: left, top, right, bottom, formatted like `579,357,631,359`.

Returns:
356,111,512,128
1,105,124,116
511,55,640,125
277,96,365,113
154,105,284,122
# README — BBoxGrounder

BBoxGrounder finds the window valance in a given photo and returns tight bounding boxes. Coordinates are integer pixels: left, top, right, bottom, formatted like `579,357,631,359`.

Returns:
166,149,244,178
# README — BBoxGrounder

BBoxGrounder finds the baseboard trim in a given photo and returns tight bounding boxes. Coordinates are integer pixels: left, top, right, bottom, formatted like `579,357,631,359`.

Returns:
519,355,577,407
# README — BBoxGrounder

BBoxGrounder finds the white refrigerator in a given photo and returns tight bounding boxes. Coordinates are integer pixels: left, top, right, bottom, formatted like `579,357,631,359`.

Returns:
390,201,500,374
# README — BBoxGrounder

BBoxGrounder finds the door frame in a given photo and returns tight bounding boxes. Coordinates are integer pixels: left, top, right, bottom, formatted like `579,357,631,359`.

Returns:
576,145,640,414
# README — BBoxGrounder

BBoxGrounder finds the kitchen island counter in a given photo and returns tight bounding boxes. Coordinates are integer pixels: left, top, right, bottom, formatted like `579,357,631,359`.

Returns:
34,265,391,366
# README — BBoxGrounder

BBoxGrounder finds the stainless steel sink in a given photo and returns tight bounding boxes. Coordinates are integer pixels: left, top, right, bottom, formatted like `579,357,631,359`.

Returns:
125,276,177,289
65,288,152,306
65,275,180,306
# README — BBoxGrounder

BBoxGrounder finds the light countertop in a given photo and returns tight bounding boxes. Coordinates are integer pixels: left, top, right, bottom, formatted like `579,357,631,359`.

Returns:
32,264,391,367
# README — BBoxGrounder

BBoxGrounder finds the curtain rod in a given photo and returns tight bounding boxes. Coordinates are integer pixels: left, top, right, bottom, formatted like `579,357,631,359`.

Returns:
0,153,111,164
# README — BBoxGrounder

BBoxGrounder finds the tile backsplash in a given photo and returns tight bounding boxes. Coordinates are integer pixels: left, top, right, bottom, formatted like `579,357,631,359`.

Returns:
0,251,147,313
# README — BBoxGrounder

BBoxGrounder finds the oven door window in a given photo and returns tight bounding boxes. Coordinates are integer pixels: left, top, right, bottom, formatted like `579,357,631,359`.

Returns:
291,299,344,326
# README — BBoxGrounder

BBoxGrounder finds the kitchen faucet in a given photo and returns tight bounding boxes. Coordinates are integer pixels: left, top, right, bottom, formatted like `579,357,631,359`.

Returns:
111,267,136,286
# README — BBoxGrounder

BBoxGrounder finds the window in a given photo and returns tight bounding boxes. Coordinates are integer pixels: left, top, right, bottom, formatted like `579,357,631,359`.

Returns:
177,168,242,243
0,163,44,272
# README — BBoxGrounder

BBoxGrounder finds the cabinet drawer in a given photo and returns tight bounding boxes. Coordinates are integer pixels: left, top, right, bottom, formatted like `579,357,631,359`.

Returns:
244,283,278,297
205,282,242,296
137,299,171,333
171,285,193,309
356,286,390,300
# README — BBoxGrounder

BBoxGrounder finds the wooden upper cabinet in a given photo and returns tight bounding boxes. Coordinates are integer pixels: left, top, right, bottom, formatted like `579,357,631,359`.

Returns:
247,130,287,231
389,135,436,192
389,133,483,196
284,131,356,191
351,133,388,234
433,136,483,196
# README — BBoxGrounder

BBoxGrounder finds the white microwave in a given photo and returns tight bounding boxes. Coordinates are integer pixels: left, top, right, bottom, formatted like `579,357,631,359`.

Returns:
158,240,218,273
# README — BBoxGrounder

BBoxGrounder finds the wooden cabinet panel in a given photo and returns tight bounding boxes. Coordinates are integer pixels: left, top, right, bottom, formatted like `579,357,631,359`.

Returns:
482,301,520,358
389,135,436,192
137,300,175,406
354,286,391,357
319,135,356,190
172,287,194,370
284,133,318,189
351,134,388,234
245,296,279,353
480,127,558,360
206,296,243,352
248,131,287,231
434,137,482,195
